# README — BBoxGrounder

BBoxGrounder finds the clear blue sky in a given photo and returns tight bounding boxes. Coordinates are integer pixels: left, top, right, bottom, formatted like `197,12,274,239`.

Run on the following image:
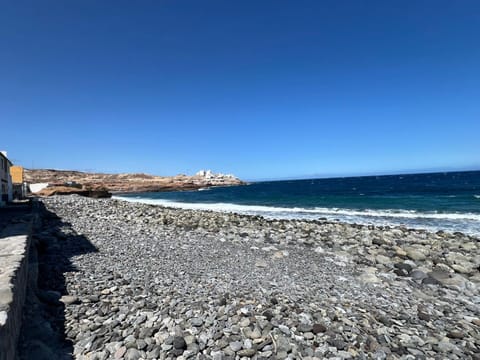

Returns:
1,1,479,180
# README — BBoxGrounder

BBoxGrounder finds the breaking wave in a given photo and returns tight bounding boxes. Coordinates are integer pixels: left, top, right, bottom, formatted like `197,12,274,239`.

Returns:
114,196,480,236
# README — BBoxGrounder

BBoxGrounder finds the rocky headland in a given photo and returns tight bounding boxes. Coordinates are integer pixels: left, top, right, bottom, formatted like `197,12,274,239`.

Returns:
18,196,480,360
25,169,245,195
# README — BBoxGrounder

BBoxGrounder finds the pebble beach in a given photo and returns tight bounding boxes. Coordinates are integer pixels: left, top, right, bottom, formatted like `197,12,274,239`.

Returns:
20,195,480,359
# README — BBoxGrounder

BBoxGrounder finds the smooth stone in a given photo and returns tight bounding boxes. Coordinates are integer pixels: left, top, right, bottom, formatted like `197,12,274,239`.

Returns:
211,350,224,360
303,332,315,340
410,269,427,280
173,336,187,350
405,248,427,261
312,323,327,334
394,262,412,273
278,325,291,335
114,346,127,359
358,272,381,284
60,295,80,305
376,255,391,265
191,317,203,327
229,341,242,352
255,259,268,268
447,330,464,339
275,335,291,352
238,348,257,357
125,348,142,360
297,323,313,332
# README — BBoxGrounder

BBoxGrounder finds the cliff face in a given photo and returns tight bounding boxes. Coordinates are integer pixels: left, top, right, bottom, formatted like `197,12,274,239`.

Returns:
24,169,245,193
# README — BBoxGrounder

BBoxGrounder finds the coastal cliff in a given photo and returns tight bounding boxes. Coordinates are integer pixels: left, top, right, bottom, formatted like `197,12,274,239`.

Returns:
24,169,245,194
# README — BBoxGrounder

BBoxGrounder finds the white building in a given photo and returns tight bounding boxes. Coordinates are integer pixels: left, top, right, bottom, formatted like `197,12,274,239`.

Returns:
0,151,13,206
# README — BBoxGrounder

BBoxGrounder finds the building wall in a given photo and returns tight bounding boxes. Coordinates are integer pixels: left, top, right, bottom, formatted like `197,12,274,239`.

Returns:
0,152,13,205
10,166,25,200
10,166,23,184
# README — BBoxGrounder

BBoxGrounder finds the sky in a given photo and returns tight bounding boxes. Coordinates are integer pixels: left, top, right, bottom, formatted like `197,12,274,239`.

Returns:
1,1,479,180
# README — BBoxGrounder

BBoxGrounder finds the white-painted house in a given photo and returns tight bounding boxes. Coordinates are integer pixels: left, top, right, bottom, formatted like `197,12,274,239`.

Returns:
0,151,13,206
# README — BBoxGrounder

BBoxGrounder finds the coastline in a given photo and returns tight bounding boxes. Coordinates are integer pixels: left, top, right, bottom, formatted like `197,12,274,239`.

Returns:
24,168,247,195
112,183,250,196
113,194,480,238
19,195,480,359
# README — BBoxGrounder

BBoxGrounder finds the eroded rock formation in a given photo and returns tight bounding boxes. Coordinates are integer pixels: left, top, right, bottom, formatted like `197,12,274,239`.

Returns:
25,169,245,194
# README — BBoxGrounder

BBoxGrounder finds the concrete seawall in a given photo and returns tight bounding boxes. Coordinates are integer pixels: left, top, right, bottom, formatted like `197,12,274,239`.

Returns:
0,208,34,360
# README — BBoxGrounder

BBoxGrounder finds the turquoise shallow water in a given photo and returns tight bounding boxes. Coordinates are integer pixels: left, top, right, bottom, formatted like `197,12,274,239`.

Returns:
116,171,480,236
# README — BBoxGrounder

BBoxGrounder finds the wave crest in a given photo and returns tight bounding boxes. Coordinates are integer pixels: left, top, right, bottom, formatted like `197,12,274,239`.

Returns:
113,196,480,222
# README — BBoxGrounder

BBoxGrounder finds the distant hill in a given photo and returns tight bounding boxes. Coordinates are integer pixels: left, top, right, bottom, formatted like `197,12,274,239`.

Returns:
25,169,245,193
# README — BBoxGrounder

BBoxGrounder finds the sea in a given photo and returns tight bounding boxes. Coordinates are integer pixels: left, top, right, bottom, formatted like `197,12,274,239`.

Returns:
115,170,480,237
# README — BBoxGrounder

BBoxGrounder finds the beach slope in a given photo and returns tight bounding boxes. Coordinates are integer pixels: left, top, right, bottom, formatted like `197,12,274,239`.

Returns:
19,196,480,359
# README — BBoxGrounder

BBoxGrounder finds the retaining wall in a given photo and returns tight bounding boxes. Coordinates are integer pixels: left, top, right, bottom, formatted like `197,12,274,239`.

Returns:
0,214,33,360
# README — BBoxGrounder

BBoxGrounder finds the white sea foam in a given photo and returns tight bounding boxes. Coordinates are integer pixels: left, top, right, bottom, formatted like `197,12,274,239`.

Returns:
114,196,480,222
311,207,480,221
474,195,480,199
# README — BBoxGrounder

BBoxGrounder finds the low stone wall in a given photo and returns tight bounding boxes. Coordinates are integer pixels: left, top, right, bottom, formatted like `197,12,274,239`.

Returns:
0,215,33,360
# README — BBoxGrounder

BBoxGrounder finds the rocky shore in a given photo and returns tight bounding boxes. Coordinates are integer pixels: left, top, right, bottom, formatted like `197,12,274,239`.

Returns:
20,196,480,359
25,169,245,194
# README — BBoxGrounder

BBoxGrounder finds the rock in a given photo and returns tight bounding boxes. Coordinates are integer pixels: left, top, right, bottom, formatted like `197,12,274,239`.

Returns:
312,323,327,334
275,335,291,353
262,310,274,320
211,350,224,360
278,324,291,335
394,262,412,273
447,330,464,339
405,247,427,261
375,255,391,265
358,272,381,284
451,263,473,274
395,247,407,257
59,295,80,305
422,276,441,286
26,168,245,193
297,323,313,332
417,310,431,321
247,327,262,339
237,348,257,356
255,259,268,268
87,190,113,199
173,337,187,350
436,273,467,290
125,348,142,360
87,294,100,303
229,341,242,352
136,339,147,350
328,338,347,350
303,332,315,340
191,317,203,326
437,339,456,352
410,269,427,281
114,346,127,359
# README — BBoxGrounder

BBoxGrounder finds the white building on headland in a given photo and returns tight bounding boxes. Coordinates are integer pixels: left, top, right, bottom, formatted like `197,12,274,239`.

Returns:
0,151,13,206
194,169,239,186
195,169,236,179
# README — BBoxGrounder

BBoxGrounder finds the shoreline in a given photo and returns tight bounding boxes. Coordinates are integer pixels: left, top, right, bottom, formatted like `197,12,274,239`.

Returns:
111,183,250,196
19,195,480,359
113,195,480,238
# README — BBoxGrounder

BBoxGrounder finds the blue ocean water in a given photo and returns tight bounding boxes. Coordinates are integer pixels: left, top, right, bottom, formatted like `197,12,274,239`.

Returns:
116,171,480,236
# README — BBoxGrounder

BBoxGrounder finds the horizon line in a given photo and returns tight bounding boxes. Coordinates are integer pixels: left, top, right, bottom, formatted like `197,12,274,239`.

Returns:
248,167,480,182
